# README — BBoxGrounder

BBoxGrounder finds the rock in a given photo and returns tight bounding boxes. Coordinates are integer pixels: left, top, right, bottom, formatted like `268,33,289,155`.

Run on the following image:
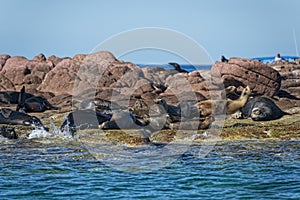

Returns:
0,54,10,71
47,55,64,66
1,56,53,91
33,53,46,62
0,74,15,91
38,58,77,95
211,58,282,97
72,54,88,63
38,51,118,96
270,62,300,99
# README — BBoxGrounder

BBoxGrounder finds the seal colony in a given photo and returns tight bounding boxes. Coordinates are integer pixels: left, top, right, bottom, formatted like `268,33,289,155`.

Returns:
0,52,298,141
0,83,292,141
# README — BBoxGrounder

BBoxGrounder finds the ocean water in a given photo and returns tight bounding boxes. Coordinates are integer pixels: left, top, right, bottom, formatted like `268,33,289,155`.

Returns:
1,134,300,200
137,64,212,72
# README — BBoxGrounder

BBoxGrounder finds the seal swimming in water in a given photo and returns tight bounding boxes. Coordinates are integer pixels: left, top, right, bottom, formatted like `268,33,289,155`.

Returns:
17,86,60,112
168,62,189,73
0,108,48,130
241,96,288,121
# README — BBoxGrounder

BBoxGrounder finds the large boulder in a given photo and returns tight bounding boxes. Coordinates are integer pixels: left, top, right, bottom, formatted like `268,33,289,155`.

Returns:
38,51,119,95
0,55,53,91
211,58,282,97
271,62,300,99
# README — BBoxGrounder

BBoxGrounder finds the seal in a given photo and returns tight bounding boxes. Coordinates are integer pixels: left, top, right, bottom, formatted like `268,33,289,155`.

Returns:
61,109,112,134
221,55,229,63
17,86,60,112
99,110,151,143
226,85,251,114
0,90,33,104
168,62,189,73
197,86,251,116
241,96,288,121
0,108,48,130
154,99,181,122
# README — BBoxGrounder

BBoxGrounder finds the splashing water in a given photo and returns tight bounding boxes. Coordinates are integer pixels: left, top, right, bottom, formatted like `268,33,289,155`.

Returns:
27,128,53,139
49,119,73,138
27,119,74,140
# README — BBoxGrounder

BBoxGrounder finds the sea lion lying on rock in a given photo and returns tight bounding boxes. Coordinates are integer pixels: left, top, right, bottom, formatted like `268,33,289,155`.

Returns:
197,86,251,116
17,86,60,112
241,96,288,121
61,109,112,133
0,90,33,104
0,108,48,130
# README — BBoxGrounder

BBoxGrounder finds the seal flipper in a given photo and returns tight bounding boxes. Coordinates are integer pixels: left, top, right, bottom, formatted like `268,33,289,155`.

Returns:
16,86,26,112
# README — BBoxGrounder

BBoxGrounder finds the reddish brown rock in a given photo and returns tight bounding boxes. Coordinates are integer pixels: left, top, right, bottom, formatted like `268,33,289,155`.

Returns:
33,53,46,62
211,58,282,97
38,51,119,95
271,63,300,99
47,55,64,67
0,54,10,71
0,74,15,91
1,55,54,91
38,58,78,95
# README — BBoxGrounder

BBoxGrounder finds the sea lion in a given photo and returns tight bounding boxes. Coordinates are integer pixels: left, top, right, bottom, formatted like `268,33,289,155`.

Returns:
17,86,60,112
226,86,251,114
197,86,251,116
100,110,151,143
61,109,112,133
221,55,229,63
241,96,288,121
100,110,144,129
168,62,189,73
0,108,48,130
0,90,33,104
154,99,181,122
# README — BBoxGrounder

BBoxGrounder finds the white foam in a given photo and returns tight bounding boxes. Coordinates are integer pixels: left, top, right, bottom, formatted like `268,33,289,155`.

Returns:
28,129,53,139
49,118,73,138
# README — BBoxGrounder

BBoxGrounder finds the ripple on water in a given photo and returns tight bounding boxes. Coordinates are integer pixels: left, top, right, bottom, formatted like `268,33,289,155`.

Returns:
0,139,300,199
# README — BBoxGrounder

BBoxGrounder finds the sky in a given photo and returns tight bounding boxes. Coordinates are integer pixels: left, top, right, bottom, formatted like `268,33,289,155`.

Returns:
0,0,300,64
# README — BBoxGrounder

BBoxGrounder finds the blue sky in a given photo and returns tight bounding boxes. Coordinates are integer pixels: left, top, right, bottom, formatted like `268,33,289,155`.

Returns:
0,0,299,64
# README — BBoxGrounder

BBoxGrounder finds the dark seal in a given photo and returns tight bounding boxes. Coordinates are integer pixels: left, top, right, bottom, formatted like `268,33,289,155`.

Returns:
61,109,112,134
241,96,287,121
168,62,189,73
0,108,48,130
17,86,60,112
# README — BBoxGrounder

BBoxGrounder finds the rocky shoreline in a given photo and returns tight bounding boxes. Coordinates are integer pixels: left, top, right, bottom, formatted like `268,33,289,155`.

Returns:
0,51,299,144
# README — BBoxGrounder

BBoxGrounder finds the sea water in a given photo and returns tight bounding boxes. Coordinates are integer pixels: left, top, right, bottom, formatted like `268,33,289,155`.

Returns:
137,64,212,72
0,135,300,199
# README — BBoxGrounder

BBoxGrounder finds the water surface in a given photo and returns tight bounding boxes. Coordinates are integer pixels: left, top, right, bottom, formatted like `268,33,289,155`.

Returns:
1,138,299,199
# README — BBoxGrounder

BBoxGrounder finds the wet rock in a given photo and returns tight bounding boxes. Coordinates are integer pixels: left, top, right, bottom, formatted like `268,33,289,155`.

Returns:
0,126,18,139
